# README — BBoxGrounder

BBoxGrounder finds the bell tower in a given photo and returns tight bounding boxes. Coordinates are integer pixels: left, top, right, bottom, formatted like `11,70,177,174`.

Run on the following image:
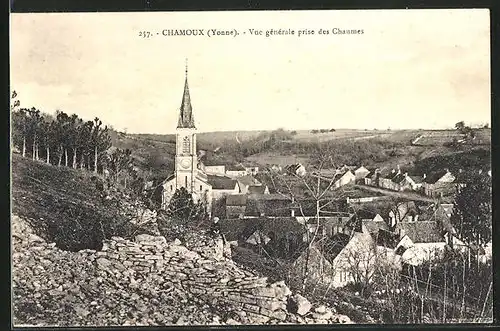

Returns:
175,59,198,192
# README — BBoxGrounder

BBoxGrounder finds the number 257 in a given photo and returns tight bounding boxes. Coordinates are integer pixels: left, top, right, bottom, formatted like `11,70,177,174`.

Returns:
139,31,152,38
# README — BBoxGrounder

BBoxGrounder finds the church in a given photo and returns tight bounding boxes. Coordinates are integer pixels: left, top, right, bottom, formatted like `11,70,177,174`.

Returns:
161,64,242,212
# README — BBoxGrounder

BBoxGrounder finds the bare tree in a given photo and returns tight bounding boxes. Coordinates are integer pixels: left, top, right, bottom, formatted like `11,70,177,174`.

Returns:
263,155,353,290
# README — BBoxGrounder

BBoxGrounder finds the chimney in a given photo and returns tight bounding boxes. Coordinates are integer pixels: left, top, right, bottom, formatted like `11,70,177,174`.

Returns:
291,209,295,217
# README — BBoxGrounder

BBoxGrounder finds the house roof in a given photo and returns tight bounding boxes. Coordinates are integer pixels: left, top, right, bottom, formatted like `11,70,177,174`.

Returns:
362,220,390,234
365,169,379,179
220,218,255,242
424,170,451,184
419,204,455,234
226,164,246,171
226,194,247,206
355,166,370,173
407,175,424,184
248,185,268,194
245,196,292,217
207,175,238,190
236,175,260,187
163,174,175,183
354,209,377,220
331,170,354,182
320,233,352,263
246,229,271,245
284,163,304,173
375,229,400,249
395,221,445,243
391,173,406,184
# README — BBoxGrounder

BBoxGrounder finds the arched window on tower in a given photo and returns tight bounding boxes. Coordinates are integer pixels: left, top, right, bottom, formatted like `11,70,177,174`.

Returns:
182,136,191,154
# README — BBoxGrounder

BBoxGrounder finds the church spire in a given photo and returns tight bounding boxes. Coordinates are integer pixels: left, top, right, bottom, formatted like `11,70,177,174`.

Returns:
177,58,196,129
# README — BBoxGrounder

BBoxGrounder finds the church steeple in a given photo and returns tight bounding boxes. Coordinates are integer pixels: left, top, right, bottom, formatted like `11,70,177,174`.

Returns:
177,59,196,129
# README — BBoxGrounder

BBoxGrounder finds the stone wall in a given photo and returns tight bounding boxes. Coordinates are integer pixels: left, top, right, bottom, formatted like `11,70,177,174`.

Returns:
12,214,352,326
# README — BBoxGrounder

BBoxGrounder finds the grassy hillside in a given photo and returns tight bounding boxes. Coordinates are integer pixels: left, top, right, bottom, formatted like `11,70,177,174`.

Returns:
11,154,153,251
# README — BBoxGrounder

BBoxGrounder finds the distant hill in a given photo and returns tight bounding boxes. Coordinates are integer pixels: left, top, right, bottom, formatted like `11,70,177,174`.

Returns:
109,128,490,181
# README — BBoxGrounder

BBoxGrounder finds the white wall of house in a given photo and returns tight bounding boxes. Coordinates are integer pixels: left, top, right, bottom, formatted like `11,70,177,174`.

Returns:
162,176,212,211
245,166,259,175
204,165,226,175
334,171,356,189
226,170,248,178
401,242,447,266
295,165,307,177
354,166,370,180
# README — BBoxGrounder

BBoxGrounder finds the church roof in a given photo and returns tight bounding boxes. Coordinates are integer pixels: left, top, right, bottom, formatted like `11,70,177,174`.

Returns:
177,62,196,129
207,175,238,190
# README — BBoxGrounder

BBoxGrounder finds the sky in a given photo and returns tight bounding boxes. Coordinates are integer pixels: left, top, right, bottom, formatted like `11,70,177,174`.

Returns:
10,9,490,134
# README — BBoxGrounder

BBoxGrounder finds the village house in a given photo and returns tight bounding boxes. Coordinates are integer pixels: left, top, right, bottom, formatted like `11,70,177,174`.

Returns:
203,165,226,176
247,185,270,195
393,221,447,266
364,168,380,186
331,170,356,189
292,230,379,288
378,167,406,191
269,164,282,173
422,169,456,197
235,175,262,194
243,165,259,176
284,163,307,177
387,201,422,227
303,214,355,242
224,217,307,260
373,229,403,265
354,165,371,182
226,164,249,178
392,173,424,192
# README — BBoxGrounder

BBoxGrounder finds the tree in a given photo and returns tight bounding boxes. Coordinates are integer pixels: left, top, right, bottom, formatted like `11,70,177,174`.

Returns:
450,172,492,250
54,111,70,166
264,156,350,290
159,187,207,241
26,108,42,161
455,121,465,132
106,148,134,186
91,118,112,173
10,90,20,111
39,118,53,164
78,120,95,169
12,108,29,157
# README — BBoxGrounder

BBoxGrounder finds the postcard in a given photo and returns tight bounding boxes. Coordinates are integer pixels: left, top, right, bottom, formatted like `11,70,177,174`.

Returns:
10,9,492,326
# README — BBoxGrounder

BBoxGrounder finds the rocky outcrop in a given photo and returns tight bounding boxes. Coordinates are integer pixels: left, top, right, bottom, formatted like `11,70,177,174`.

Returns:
12,214,352,326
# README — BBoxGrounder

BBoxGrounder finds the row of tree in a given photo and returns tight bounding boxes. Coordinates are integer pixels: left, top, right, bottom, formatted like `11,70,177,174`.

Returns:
11,91,112,173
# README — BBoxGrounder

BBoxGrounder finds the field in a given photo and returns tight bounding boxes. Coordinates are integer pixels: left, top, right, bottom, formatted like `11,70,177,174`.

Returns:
245,153,312,167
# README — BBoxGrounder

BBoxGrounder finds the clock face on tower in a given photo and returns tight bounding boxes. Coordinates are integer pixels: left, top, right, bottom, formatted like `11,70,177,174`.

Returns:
180,159,191,169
